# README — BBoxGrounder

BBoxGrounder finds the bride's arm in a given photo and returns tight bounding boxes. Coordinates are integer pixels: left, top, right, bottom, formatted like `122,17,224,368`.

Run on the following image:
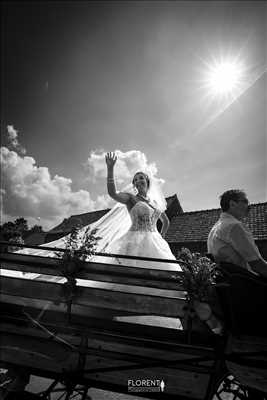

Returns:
159,212,170,238
105,152,130,204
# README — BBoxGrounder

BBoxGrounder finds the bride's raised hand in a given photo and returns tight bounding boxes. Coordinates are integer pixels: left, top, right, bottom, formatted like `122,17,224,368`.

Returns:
105,152,117,168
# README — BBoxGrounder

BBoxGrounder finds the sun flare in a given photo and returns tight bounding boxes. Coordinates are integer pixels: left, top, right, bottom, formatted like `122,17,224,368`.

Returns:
208,61,243,94
202,57,246,99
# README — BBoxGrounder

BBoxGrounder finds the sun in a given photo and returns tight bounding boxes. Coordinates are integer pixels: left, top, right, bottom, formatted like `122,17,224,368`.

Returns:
195,52,266,135
207,60,245,95
201,57,246,99
208,61,243,94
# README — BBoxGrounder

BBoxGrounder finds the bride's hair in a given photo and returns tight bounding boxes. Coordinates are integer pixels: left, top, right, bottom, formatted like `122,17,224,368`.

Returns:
132,171,150,189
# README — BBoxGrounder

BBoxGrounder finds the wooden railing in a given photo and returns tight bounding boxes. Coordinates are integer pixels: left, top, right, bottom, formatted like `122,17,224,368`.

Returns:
0,241,224,399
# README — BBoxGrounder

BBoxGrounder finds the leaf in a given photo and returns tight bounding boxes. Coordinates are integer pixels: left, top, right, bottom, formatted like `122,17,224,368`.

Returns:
56,225,102,302
176,247,219,302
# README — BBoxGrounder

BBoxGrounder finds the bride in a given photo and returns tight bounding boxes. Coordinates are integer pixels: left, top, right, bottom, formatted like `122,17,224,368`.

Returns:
102,152,181,271
13,152,180,272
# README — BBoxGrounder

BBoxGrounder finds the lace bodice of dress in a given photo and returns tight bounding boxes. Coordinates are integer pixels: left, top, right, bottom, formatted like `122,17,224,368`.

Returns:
129,201,161,232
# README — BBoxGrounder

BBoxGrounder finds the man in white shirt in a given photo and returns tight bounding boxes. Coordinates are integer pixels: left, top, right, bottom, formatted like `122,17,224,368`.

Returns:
208,189,267,278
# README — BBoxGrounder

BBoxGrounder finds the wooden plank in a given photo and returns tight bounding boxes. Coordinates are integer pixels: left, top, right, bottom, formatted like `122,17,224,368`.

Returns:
0,305,215,399
81,363,210,399
0,248,183,266
2,296,183,336
0,250,219,399
0,296,183,336
0,330,211,399
1,254,184,291
1,263,184,291
0,303,214,349
0,320,214,361
0,252,59,266
0,297,185,336
0,347,209,399
0,305,212,354
0,275,187,318
0,331,214,377
0,294,136,320
0,332,79,374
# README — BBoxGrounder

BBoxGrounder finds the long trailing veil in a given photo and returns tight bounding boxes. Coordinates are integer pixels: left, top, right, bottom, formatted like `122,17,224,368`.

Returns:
14,175,168,262
14,195,132,259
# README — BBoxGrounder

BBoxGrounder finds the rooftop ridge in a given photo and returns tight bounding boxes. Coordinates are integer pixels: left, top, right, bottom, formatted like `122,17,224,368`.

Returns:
179,201,267,216
68,200,266,219
68,208,110,218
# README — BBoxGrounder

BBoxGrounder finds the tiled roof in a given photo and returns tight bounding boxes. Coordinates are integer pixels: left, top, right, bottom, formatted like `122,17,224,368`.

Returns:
48,209,110,233
48,198,266,243
245,202,267,240
166,202,267,243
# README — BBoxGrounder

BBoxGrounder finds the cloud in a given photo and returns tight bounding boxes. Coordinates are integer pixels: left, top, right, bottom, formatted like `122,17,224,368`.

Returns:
86,149,162,185
7,125,26,155
0,147,109,229
1,141,165,231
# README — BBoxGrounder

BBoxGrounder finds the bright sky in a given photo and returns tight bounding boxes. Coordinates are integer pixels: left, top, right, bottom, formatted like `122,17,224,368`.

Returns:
1,1,266,230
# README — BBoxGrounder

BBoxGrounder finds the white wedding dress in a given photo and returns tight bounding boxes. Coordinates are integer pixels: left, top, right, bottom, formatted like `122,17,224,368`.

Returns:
12,200,181,273
101,201,181,271
100,200,183,329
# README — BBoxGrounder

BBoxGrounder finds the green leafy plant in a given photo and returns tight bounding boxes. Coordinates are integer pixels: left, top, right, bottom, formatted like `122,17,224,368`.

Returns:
57,226,101,274
7,235,24,252
177,248,223,335
56,225,101,317
177,247,219,302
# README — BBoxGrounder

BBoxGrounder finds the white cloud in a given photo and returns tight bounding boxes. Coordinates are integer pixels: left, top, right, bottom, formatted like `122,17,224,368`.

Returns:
86,149,161,185
0,142,165,231
7,125,26,155
0,147,110,230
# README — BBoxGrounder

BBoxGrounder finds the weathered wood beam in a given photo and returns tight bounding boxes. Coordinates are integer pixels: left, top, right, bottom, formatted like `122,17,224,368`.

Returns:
0,276,186,318
1,253,184,290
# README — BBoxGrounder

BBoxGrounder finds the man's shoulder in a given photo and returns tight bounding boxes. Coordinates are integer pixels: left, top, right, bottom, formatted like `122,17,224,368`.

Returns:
209,215,241,239
231,220,251,236
223,219,244,237
219,213,243,229
212,214,238,228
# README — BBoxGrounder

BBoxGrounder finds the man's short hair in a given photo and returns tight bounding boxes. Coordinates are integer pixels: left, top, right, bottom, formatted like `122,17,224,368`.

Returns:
220,189,247,212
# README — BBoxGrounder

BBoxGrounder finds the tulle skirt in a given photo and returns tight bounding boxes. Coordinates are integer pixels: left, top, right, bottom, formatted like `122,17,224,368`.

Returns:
95,229,181,271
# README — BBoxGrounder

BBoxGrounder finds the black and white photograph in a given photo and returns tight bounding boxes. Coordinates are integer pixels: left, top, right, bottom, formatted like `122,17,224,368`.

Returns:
1,1,267,399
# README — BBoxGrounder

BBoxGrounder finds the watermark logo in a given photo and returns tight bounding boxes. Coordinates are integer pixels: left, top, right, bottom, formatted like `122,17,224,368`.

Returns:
128,379,165,393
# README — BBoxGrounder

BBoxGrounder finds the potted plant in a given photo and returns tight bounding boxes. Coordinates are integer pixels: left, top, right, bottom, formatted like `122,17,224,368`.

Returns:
177,247,223,335
56,225,101,320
